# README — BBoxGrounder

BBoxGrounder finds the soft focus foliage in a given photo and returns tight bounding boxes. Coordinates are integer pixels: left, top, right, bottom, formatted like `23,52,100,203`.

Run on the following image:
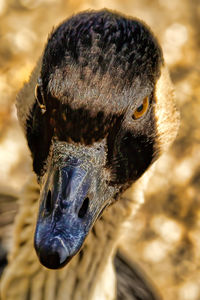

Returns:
0,1,200,299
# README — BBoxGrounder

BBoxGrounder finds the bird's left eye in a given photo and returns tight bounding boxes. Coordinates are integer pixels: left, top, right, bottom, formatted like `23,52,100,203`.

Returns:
132,96,149,120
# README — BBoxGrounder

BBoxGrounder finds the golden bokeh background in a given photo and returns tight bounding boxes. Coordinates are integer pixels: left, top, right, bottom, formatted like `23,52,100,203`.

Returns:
0,0,200,299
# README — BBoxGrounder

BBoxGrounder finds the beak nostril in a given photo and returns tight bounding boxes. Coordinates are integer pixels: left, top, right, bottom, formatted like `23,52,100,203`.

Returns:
78,197,89,219
45,190,52,213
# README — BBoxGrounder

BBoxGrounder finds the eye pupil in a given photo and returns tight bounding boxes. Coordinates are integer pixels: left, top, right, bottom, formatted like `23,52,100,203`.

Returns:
137,104,144,112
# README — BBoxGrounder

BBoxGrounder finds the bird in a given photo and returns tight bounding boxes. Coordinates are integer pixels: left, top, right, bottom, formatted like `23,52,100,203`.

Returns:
0,9,179,300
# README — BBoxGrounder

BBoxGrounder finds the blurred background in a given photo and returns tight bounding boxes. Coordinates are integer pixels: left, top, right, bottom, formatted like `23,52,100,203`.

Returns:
0,0,199,299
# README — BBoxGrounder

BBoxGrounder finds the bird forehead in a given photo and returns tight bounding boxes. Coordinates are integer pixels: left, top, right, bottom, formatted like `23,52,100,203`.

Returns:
47,65,148,116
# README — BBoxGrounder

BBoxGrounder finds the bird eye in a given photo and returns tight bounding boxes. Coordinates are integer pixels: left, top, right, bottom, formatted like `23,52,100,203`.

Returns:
132,96,149,120
35,83,46,113
35,84,43,104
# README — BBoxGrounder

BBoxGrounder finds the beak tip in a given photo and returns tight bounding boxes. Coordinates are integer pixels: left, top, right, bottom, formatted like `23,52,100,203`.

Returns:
35,237,72,269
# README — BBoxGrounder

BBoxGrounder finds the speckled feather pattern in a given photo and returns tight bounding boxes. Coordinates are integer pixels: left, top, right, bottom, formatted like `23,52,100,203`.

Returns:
42,10,163,92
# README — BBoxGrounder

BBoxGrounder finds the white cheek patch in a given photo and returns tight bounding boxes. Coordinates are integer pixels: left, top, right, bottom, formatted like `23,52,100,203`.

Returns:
154,65,180,152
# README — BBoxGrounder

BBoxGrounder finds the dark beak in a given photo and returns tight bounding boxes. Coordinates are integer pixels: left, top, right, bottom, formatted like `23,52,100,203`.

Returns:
34,145,113,269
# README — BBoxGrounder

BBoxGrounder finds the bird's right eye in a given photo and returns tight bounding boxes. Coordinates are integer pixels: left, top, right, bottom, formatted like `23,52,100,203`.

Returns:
35,84,46,113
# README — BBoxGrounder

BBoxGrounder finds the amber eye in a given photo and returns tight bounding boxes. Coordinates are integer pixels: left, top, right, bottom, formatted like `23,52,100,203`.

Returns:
35,84,43,105
35,83,46,113
132,96,149,120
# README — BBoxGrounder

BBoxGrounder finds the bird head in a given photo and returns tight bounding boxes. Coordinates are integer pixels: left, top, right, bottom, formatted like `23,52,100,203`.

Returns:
16,10,179,269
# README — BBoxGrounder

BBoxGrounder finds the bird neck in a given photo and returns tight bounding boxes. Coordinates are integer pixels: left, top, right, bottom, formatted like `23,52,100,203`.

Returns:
67,195,134,300
1,172,147,300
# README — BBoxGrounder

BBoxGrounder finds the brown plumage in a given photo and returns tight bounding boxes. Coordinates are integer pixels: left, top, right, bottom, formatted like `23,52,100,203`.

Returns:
0,9,179,300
